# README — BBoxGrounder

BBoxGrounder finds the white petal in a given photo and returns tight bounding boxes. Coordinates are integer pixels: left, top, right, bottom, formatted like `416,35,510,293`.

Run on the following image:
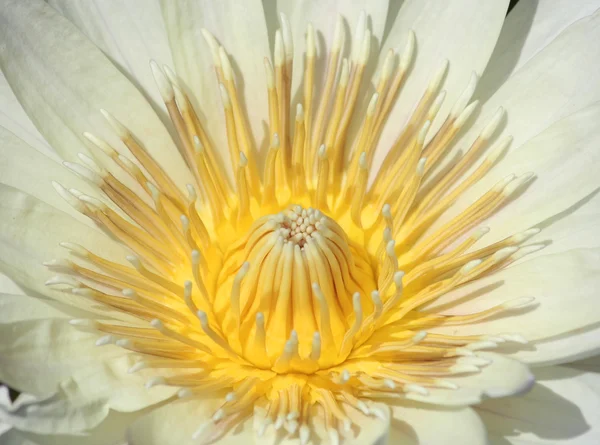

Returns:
390,404,487,445
278,0,389,48
430,248,600,364
0,318,174,414
401,352,534,407
513,327,600,368
48,0,174,114
434,102,600,250
63,354,176,413
0,381,108,435
0,0,192,188
479,0,600,101
127,397,244,445
0,273,25,296
0,294,81,324
277,0,390,94
0,184,137,321
128,396,390,445
0,388,146,444
0,126,110,226
456,9,600,166
479,363,600,444
0,319,122,396
0,71,53,157
160,0,270,163
375,0,508,166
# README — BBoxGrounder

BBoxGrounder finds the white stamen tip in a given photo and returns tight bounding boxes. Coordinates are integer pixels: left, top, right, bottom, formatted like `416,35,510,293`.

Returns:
400,30,416,71
503,172,535,196
461,259,482,275
219,47,233,81
466,341,498,351
239,151,248,167
279,13,294,60
511,228,541,244
416,157,427,176
201,29,220,66
150,319,164,329
145,376,166,389
100,109,128,138
500,333,529,344
503,296,536,309
95,335,115,346
178,388,193,399
493,246,519,262
299,424,311,445
69,319,94,327
43,258,72,268
271,133,281,149
472,227,490,240
150,60,174,101
318,144,327,158
128,362,147,374
453,100,479,128
481,107,505,140
394,271,405,286
417,121,431,147
405,384,429,395
274,30,284,67
413,331,427,343
436,380,459,390
296,103,304,121
219,83,231,108
45,275,79,287
116,339,133,348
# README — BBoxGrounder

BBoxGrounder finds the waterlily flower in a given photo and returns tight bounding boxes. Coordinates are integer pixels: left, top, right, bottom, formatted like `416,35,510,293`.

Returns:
1,0,600,444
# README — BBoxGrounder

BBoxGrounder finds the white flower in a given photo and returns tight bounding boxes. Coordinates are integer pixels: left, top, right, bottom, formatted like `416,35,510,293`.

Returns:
1,0,600,444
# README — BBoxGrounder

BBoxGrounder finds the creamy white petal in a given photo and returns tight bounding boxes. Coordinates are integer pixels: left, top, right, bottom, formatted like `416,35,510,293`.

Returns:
127,397,235,445
0,294,83,324
399,352,533,407
277,0,389,48
48,0,174,114
479,0,600,101
0,381,108,435
0,184,138,321
276,0,389,95
432,102,600,249
374,0,508,167
0,319,122,396
0,410,134,445
455,9,600,166
160,0,270,163
512,327,600,368
430,248,600,364
128,396,390,445
390,404,487,445
0,72,53,157
0,126,110,226
62,354,176,413
479,364,600,444
0,385,147,444
0,318,173,414
0,0,192,188
0,273,25,296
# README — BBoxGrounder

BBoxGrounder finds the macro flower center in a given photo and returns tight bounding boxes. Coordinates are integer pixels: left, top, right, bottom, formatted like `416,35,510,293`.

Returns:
44,11,540,443
214,205,377,372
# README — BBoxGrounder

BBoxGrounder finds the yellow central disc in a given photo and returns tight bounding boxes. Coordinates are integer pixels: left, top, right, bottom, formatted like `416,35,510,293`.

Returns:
212,205,377,372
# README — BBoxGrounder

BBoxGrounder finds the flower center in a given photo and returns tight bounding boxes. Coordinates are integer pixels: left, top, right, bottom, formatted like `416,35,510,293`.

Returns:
213,205,377,372
44,11,540,443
